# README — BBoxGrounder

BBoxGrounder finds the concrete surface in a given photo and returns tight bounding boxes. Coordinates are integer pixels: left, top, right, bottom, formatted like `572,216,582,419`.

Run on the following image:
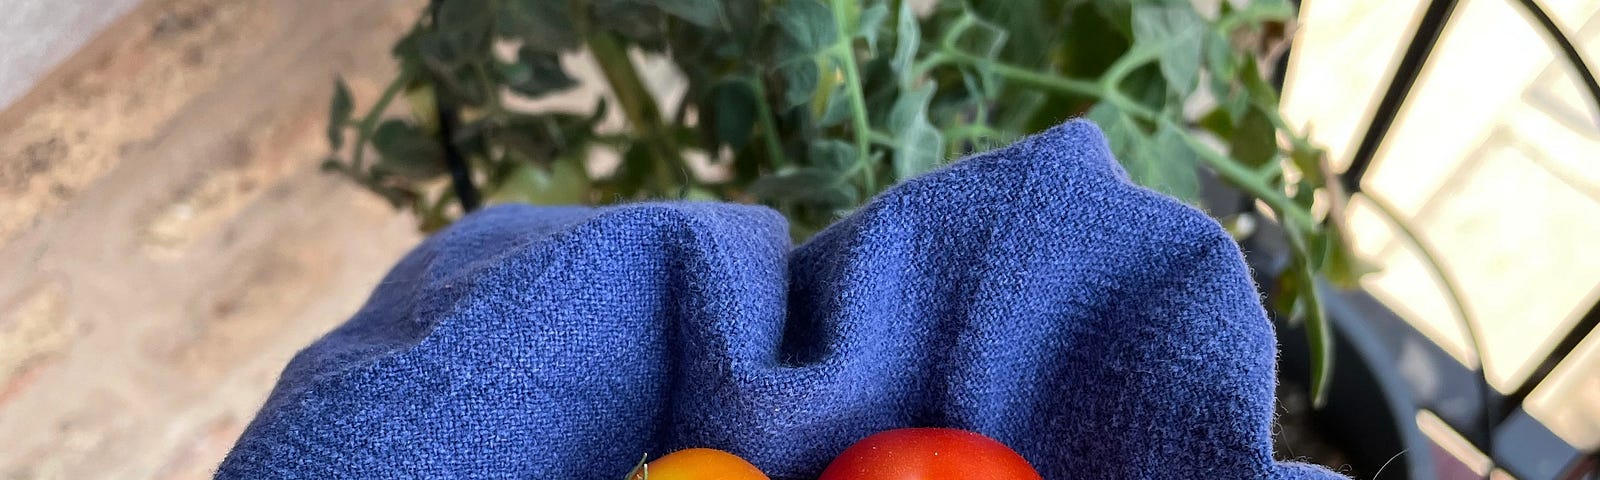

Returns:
0,0,424,478
0,0,144,109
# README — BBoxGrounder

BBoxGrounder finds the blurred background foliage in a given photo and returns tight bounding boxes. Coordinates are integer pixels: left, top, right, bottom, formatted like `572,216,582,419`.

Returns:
320,0,1362,403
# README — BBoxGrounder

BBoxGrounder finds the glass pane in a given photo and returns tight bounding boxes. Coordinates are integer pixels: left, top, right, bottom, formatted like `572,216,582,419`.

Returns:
1281,0,1430,169
1526,322,1600,450
1339,0,1600,391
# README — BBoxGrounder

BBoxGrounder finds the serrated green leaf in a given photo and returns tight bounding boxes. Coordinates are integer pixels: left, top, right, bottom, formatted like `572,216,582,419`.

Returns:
1086,102,1135,161
654,0,722,28
818,84,852,127
887,85,944,180
709,80,758,151
372,119,447,181
776,0,837,55
328,77,353,149
1230,107,1277,169
1134,121,1201,203
1131,4,1204,97
856,3,889,54
499,0,581,53
749,168,856,207
499,46,577,97
777,60,820,108
891,0,920,87
807,139,855,171
943,12,1009,61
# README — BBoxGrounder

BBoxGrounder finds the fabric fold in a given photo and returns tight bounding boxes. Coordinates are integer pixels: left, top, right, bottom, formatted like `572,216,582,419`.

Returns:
218,120,1345,479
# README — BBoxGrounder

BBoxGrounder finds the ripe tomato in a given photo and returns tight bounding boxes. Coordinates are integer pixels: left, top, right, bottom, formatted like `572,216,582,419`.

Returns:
630,448,769,480
817,428,1042,480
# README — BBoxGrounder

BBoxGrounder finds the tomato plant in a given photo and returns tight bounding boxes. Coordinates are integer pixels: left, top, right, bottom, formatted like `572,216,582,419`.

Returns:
818,428,1041,480
628,448,769,480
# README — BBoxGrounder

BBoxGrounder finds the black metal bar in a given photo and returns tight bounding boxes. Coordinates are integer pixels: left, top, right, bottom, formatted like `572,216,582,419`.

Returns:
1341,0,1461,193
1493,0,1600,422
1512,0,1600,129
428,0,482,212
1502,287,1600,420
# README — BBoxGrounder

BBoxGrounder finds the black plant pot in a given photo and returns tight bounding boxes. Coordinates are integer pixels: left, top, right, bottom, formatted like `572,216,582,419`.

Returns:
1239,226,1434,480
1199,176,1433,479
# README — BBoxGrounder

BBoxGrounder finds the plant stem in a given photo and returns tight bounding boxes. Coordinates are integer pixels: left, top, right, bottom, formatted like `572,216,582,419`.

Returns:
830,0,875,192
1165,118,1315,231
940,48,1103,99
352,72,413,172
587,29,682,194
1100,44,1161,90
1276,210,1332,407
748,78,787,167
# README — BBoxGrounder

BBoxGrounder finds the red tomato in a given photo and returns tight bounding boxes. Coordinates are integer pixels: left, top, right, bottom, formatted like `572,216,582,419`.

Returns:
630,448,769,480
817,428,1042,480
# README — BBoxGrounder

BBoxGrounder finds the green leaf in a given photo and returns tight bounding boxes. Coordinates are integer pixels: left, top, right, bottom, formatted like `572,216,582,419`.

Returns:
499,46,577,97
328,77,353,149
611,143,652,197
1086,102,1135,162
891,0,920,87
1290,143,1328,186
709,80,758,151
1131,4,1204,97
807,139,855,171
887,85,945,180
1204,29,1237,85
595,0,668,47
437,0,494,33
492,159,589,205
749,168,856,207
967,0,1052,65
1319,224,1378,288
1198,107,1233,138
942,12,1009,61
1136,121,1201,203
856,3,889,54
1230,107,1277,169
653,0,722,28
818,84,853,127
499,0,581,53
371,119,447,181
775,0,837,55
777,60,820,108
422,0,493,69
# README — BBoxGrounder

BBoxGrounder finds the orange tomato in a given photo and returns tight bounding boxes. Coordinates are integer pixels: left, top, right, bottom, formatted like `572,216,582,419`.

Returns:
630,448,769,480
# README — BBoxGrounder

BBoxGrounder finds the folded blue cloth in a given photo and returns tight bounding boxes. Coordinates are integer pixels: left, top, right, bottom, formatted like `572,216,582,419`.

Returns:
218,120,1344,479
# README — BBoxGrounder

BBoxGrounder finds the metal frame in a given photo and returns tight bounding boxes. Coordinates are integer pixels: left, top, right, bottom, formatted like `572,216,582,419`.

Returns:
1313,0,1600,476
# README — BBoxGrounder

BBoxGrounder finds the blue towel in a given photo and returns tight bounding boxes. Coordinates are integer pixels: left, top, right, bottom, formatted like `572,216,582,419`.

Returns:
218,120,1344,479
